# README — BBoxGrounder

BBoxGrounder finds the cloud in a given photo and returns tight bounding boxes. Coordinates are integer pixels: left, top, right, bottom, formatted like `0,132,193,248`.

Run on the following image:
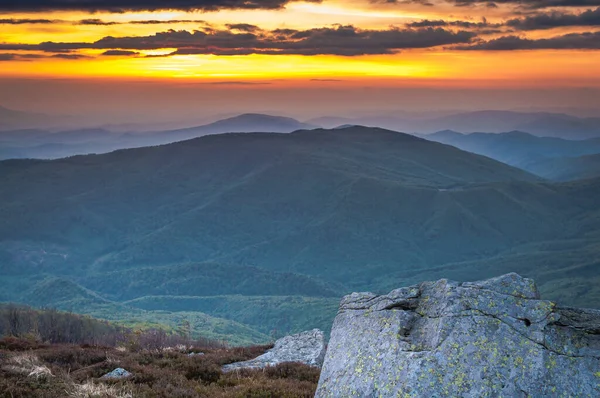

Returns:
0,0,321,12
0,25,477,56
0,17,209,26
507,7,600,29
203,81,272,85
51,53,90,59
76,19,208,25
78,19,119,26
226,23,261,32
406,19,500,28
101,50,140,56
381,0,600,9
456,31,600,49
0,53,50,61
129,19,207,25
0,19,56,24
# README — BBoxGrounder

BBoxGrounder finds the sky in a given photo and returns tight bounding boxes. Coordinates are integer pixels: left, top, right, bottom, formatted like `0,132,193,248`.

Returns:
1,0,599,122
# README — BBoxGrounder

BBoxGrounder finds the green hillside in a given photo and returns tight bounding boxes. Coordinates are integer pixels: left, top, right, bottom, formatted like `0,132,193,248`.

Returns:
124,295,340,337
1,126,599,343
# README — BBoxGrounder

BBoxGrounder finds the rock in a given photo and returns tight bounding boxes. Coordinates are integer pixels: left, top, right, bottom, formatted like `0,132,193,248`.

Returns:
223,329,326,372
187,352,204,357
316,273,600,397
101,368,132,379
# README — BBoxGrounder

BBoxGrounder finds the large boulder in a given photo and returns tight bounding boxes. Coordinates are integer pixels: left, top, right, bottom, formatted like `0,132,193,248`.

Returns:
223,329,326,371
316,273,600,397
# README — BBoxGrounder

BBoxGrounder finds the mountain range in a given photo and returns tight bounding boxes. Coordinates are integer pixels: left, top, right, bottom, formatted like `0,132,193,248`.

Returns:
0,113,316,161
309,110,600,139
425,130,600,181
1,126,600,343
3,109,600,162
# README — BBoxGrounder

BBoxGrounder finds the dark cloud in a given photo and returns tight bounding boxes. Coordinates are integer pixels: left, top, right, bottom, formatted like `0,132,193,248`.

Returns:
380,0,600,8
0,0,320,12
78,19,119,25
0,53,53,61
407,18,500,28
507,7,600,29
0,17,208,25
0,53,19,61
101,50,140,56
76,19,208,25
203,81,272,85
456,31,600,49
0,25,477,56
226,23,261,32
0,18,56,24
129,19,207,24
51,53,90,59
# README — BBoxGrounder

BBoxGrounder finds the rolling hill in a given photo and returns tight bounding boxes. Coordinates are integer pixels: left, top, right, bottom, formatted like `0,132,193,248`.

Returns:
1,126,599,343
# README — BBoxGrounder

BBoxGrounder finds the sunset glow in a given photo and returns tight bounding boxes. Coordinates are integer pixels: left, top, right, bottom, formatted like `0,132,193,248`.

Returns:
1,0,599,86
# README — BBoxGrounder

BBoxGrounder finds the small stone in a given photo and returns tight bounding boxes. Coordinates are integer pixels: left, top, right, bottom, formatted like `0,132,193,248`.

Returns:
101,368,132,379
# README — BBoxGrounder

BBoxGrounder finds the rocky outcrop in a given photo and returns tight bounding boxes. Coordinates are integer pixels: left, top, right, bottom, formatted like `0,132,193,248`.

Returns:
223,329,326,372
316,273,600,397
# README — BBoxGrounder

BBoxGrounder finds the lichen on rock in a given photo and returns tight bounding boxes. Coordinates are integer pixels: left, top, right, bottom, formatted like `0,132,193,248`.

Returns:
316,273,600,397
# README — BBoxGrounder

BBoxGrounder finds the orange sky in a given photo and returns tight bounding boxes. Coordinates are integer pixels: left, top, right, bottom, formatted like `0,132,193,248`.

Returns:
1,0,599,85
1,0,600,121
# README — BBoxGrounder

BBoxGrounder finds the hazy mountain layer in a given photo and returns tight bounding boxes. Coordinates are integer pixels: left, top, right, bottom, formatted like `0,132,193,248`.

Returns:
1,126,598,343
309,111,600,139
526,153,600,181
426,130,600,180
0,114,315,160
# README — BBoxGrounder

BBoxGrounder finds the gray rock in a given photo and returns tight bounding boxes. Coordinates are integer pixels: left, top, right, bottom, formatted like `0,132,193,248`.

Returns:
187,352,204,357
316,273,600,397
101,368,132,379
223,329,326,372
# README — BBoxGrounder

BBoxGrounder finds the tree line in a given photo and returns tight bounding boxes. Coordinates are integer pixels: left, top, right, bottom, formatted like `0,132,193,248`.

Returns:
0,303,226,349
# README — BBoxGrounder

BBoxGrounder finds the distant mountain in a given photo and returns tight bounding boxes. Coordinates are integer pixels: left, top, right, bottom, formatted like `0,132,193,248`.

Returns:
1,126,599,342
426,130,600,180
308,111,600,139
0,105,68,130
526,153,600,181
0,113,316,160
160,113,316,141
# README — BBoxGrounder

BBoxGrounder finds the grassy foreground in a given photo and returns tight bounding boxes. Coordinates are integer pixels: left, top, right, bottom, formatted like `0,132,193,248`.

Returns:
0,305,320,397
0,337,320,398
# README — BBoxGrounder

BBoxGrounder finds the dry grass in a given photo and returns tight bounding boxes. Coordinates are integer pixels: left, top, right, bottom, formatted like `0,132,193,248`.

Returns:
3,353,53,380
0,337,319,398
68,381,133,398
